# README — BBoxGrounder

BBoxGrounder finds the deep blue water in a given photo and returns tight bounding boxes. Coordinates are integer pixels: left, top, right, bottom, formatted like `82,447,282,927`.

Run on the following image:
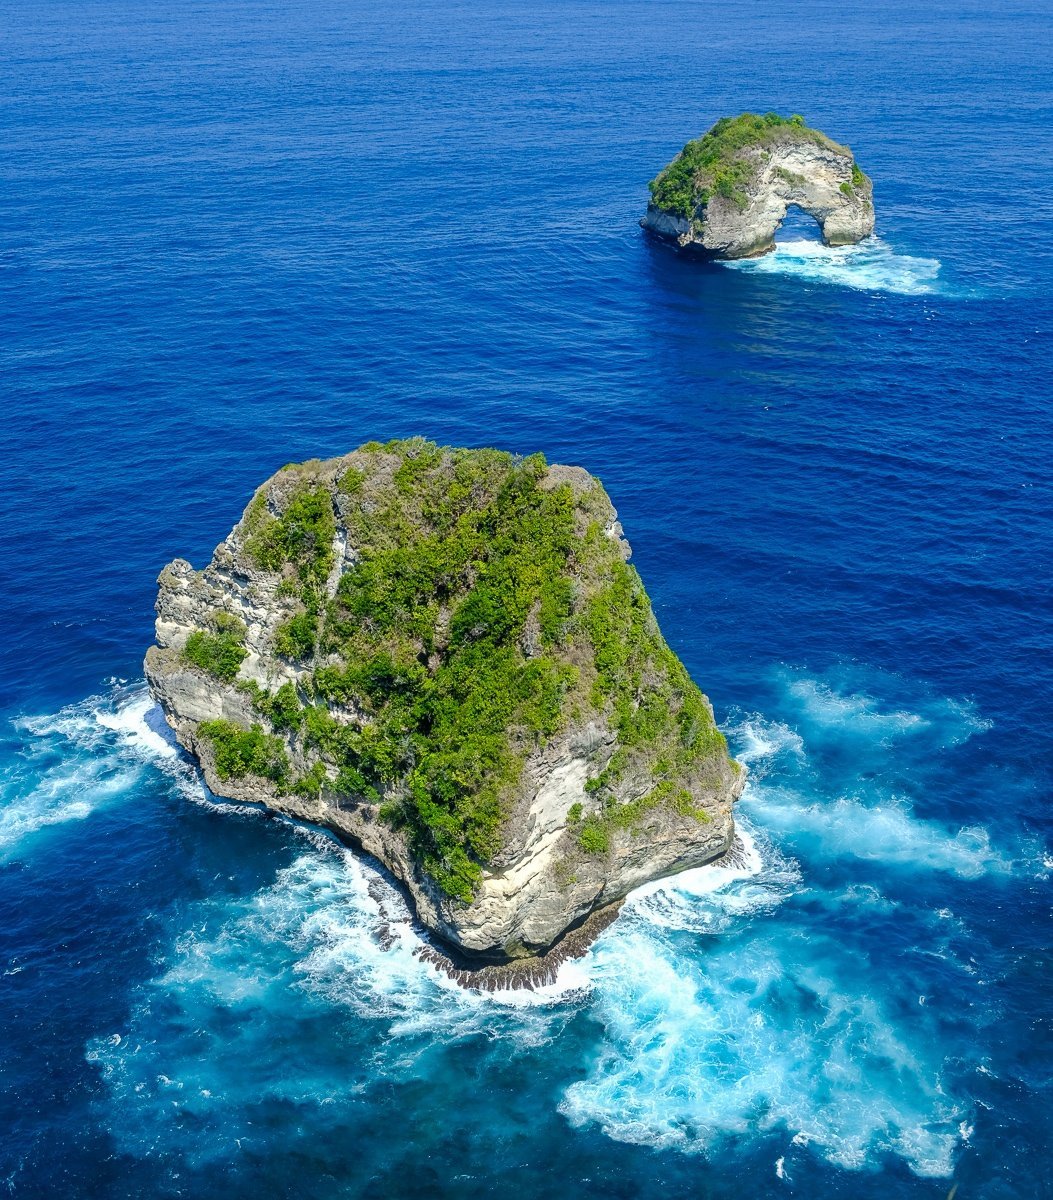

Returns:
2,1,1052,1196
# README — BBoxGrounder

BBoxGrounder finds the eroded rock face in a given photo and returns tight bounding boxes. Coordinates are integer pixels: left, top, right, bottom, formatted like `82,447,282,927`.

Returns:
642,114,875,259
145,441,743,966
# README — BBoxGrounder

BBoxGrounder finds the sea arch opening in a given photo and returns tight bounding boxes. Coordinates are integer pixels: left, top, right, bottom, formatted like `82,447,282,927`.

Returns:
774,203,825,247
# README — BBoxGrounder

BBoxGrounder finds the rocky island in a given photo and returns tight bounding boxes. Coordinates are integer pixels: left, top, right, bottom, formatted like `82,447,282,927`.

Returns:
642,112,874,259
145,440,743,984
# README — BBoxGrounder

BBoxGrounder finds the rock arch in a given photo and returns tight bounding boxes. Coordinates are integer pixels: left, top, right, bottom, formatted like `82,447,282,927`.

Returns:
774,202,826,242
642,115,875,260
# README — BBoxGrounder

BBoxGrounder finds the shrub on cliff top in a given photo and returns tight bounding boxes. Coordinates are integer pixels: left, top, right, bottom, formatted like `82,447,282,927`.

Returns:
183,613,247,682
198,440,729,902
649,112,855,218
245,482,336,585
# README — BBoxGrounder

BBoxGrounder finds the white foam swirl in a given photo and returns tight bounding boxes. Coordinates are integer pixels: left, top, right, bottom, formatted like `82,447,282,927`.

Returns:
560,892,968,1177
1,684,186,857
73,671,1004,1182
724,236,943,294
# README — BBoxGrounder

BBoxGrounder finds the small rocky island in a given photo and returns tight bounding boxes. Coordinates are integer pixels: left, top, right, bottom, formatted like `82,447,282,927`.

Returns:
145,441,743,983
642,112,874,259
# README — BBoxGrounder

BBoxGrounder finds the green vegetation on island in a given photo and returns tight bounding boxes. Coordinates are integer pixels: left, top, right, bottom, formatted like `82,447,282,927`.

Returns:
198,718,288,782
188,439,730,903
183,612,248,683
649,111,860,217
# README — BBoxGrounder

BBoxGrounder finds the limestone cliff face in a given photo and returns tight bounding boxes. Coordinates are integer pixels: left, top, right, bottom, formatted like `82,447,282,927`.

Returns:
145,442,743,966
642,113,875,259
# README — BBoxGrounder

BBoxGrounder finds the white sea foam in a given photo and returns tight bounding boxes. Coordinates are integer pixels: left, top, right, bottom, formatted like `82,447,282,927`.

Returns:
539,674,989,1175
87,841,582,1155
725,714,805,775
0,776,122,854
84,782,975,1181
620,824,798,938
723,673,1015,880
1,683,184,857
627,826,765,903
743,785,1010,879
560,908,967,1178
784,676,932,739
556,825,974,1175
724,236,942,295
781,671,991,747
95,690,178,760
75,674,984,1181
88,818,782,1148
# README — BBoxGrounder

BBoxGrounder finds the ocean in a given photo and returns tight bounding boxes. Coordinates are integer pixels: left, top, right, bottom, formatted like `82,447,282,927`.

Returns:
1,0,1051,1196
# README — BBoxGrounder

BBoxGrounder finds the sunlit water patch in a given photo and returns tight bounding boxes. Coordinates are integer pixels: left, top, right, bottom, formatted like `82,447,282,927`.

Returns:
724,237,943,295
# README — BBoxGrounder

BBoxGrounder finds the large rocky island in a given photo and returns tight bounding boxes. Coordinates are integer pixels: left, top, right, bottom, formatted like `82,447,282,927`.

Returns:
642,112,874,259
145,440,743,983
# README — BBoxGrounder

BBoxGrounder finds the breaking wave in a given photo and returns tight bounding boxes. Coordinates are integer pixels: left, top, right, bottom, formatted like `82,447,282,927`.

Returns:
1,683,190,859
560,914,968,1177
66,669,1017,1181
724,236,943,295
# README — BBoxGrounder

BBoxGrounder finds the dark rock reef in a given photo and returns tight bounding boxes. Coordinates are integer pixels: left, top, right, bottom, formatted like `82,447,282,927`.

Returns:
145,440,743,973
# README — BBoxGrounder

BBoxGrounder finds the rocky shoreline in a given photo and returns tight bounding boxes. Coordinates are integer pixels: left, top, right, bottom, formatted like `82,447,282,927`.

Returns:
415,902,625,992
146,442,743,967
412,832,755,993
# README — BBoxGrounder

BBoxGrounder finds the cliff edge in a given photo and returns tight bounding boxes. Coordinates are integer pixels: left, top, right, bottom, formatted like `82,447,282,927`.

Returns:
145,440,743,972
641,112,875,259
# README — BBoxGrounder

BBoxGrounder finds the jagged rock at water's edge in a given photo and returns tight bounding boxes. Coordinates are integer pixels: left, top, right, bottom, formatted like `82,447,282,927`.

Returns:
145,440,744,972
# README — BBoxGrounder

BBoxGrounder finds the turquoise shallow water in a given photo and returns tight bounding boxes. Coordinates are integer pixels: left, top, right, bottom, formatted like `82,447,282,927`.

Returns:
1,1,1051,1196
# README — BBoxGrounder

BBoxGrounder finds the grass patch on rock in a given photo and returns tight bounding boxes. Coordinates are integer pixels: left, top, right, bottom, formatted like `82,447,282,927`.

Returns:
183,612,247,682
188,439,731,902
649,111,860,218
